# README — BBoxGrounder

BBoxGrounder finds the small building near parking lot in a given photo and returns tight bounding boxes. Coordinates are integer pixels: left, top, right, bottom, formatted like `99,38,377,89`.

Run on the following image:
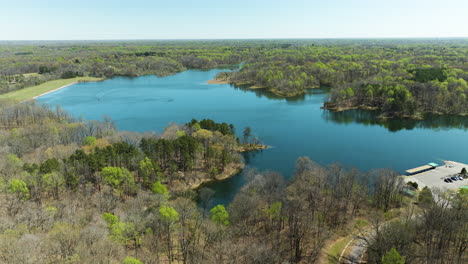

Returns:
403,161,467,191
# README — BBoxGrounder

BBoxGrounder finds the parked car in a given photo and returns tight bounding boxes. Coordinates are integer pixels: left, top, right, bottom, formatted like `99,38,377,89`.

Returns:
451,176,458,181
444,178,449,183
457,176,464,180
447,178,453,183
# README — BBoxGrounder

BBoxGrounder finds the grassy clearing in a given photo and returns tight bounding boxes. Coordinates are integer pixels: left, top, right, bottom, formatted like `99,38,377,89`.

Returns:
0,77,103,101
22,73,41,78
328,237,350,261
354,219,369,229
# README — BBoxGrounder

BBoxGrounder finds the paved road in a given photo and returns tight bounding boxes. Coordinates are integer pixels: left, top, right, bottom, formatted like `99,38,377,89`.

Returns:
344,234,370,263
341,213,421,263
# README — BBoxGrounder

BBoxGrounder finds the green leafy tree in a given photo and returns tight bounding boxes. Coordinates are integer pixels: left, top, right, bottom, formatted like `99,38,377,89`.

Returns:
103,212,119,227
7,154,22,166
122,257,143,264
192,122,201,131
151,181,169,198
418,186,433,206
40,158,59,174
8,179,30,200
461,167,467,175
176,130,186,137
83,136,97,146
41,172,65,199
139,157,160,186
101,167,136,196
159,206,179,223
101,167,125,188
193,128,213,141
4,154,23,176
210,204,229,226
210,167,218,177
382,248,405,264
102,213,140,248
159,206,179,263
267,201,282,220
193,129,214,164
453,188,468,209
346,87,355,98
111,222,141,247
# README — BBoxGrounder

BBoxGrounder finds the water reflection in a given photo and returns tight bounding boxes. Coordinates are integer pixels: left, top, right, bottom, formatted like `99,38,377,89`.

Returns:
232,84,468,132
242,148,264,165
232,85,311,102
323,109,468,132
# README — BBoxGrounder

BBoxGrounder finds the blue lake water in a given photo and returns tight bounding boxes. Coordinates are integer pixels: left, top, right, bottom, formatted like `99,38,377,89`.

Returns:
38,69,468,205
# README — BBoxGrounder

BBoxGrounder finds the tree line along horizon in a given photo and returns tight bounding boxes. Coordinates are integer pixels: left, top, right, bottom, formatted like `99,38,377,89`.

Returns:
1,39,467,118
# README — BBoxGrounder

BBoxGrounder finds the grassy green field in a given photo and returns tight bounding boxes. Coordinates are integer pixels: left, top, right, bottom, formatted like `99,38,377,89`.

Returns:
22,73,41,78
0,77,103,101
328,236,351,262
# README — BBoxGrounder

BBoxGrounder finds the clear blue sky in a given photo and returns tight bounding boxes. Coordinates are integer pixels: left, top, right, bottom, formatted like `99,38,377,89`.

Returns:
1,0,467,40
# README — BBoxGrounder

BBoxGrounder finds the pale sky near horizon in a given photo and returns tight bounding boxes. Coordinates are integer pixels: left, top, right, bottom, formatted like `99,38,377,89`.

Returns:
1,0,467,40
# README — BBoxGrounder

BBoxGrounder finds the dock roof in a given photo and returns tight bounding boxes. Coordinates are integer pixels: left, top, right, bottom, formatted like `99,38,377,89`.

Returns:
406,165,433,174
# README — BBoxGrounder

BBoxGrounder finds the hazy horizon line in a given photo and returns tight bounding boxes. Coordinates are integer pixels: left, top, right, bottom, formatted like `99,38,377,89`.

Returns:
1,37,468,42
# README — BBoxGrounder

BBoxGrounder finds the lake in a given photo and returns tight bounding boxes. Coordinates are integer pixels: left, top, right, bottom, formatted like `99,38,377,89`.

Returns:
38,69,468,205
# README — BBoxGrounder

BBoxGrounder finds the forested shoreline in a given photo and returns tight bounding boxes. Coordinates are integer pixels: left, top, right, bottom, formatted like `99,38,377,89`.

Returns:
0,100,265,192
0,100,466,263
0,40,467,263
216,40,468,117
1,39,467,118
325,67,468,118
0,40,248,95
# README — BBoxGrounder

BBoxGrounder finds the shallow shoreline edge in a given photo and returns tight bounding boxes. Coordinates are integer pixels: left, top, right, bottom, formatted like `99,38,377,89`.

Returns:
31,83,78,100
